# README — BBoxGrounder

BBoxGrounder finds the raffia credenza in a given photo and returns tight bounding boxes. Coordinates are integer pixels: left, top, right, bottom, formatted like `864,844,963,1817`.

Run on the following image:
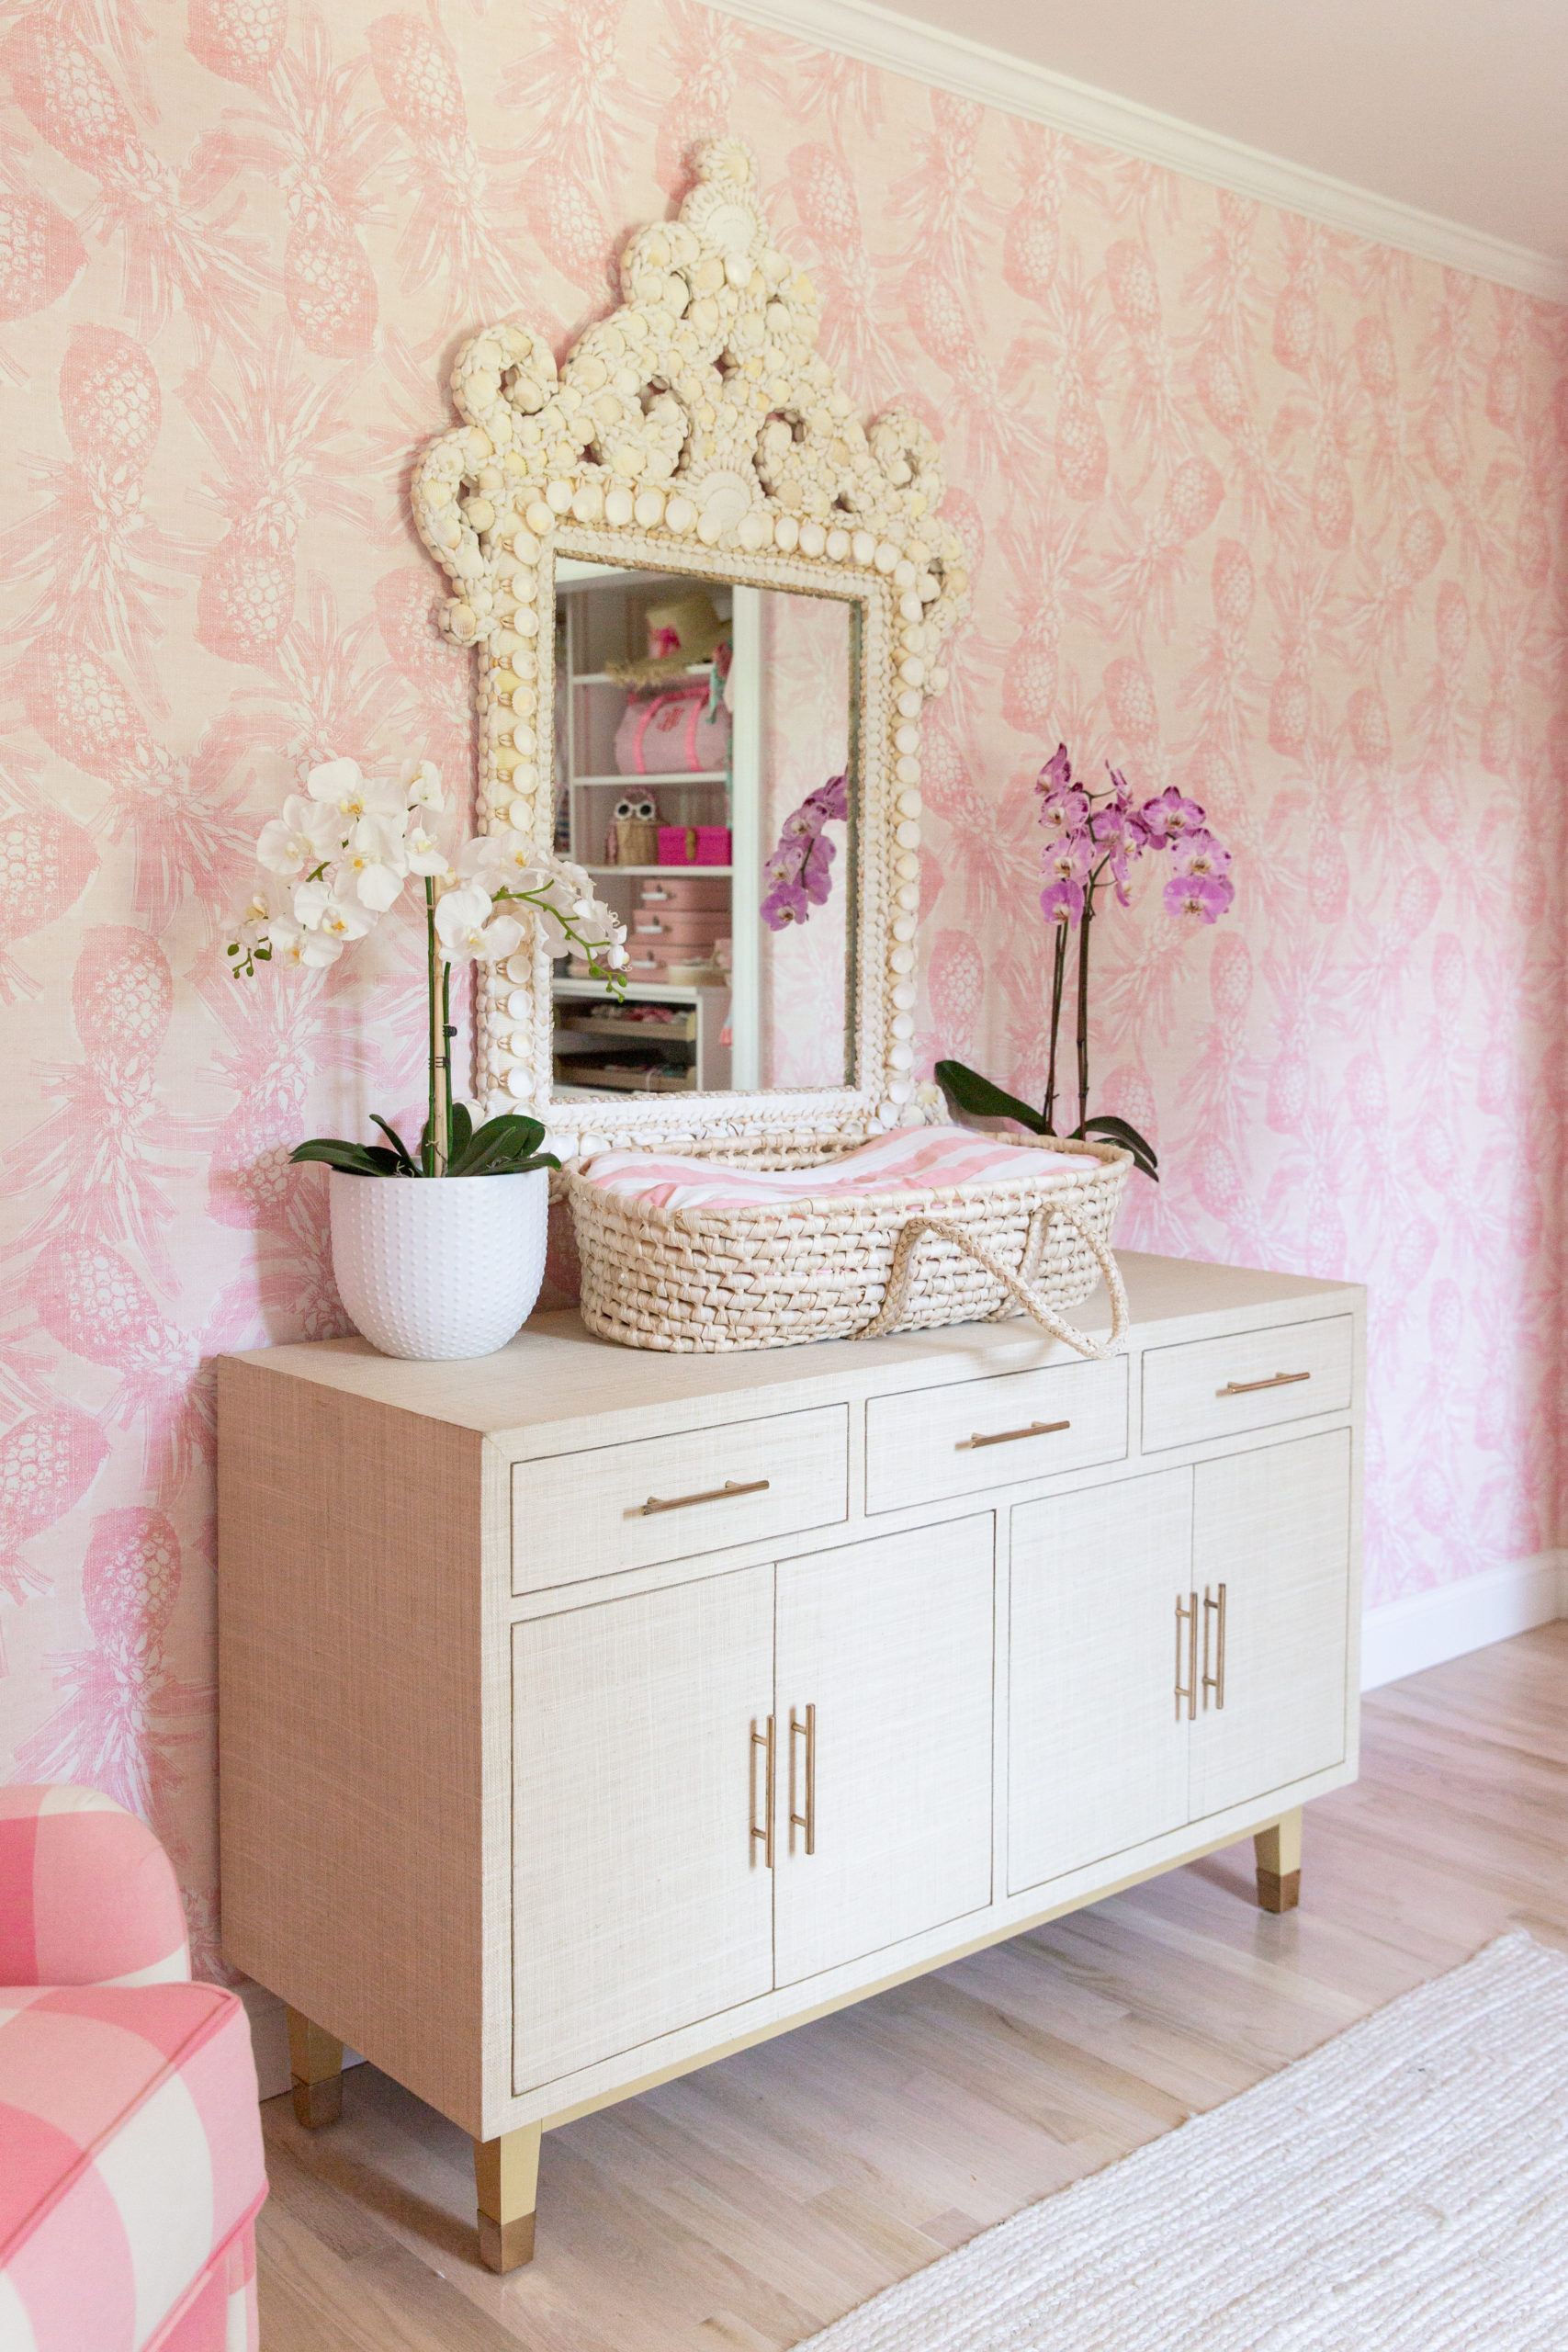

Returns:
217,1249,1363,2270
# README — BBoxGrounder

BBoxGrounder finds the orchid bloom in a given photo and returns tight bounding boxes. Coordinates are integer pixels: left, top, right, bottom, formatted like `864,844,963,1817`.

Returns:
1040,876,1086,926
1036,743,1073,795
256,796,340,880
761,773,849,933
1043,832,1092,882
1035,745,1089,844
265,917,343,969
1089,804,1144,905
293,877,375,943
434,884,525,965
404,813,449,876
235,890,275,951
1171,828,1232,881
305,756,404,824
1138,786,1206,844
400,757,444,808
462,836,626,967
1164,871,1235,922
511,869,611,961
339,813,411,910
1040,832,1092,923
1038,786,1090,844
458,828,536,888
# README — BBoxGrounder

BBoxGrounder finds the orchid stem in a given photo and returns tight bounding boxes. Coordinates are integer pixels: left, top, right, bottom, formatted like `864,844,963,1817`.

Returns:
425,876,448,1177
1075,896,1093,1134
443,961,455,1148
1043,923,1068,1134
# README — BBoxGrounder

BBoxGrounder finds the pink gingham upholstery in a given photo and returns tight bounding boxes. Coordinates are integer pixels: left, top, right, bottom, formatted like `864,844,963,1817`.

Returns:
0,1789,265,2352
0,1788,189,1990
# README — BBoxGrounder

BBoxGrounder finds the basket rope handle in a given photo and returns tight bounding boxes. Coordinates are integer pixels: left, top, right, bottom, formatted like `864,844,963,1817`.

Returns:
854,1203,1130,1358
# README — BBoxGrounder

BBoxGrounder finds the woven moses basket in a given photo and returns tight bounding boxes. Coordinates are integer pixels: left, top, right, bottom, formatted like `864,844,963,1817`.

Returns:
566,1131,1133,1356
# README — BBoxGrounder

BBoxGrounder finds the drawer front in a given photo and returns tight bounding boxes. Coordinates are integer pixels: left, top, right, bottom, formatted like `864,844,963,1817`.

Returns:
865,1356,1128,1514
513,1404,849,1592
1141,1315,1353,1453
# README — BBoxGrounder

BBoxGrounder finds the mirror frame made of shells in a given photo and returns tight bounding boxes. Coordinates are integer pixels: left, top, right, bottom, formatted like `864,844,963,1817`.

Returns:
412,137,968,1163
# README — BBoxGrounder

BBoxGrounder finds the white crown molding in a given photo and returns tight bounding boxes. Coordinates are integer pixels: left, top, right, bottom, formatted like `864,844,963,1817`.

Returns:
709,0,1568,305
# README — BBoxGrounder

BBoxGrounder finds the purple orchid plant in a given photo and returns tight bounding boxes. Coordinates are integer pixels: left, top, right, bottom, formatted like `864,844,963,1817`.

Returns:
937,743,1235,1181
761,773,849,930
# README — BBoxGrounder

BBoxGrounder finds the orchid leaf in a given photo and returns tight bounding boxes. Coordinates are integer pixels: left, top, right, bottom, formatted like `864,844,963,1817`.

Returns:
935,1061,1051,1135
368,1114,418,1174
447,1101,474,1165
288,1139,403,1177
1077,1114,1159,1182
450,1114,557,1178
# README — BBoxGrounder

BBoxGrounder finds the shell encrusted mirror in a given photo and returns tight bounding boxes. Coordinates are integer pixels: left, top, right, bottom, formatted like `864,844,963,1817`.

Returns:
412,138,967,1160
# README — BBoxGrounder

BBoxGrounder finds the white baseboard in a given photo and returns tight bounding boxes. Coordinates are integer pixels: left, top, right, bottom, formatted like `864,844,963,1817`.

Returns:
239,1981,364,2103
1360,1554,1568,1692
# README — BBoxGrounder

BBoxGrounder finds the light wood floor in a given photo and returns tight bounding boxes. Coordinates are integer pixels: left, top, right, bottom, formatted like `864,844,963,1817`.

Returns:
255,1624,1568,2351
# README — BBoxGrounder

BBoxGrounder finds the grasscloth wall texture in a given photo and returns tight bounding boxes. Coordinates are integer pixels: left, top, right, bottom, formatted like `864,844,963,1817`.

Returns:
0,0,1562,1961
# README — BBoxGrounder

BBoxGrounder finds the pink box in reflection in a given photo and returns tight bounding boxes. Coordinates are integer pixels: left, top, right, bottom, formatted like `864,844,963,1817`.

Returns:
657,824,731,865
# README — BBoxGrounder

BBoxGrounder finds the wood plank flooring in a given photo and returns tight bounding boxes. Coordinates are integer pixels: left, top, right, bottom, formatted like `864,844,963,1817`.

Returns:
255,1624,1568,2350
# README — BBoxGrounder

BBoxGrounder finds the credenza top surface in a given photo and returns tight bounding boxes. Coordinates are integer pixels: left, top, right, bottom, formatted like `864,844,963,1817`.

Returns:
221,1251,1363,1445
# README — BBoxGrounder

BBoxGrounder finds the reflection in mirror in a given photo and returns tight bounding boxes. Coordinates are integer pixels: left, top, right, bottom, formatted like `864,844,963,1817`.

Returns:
550,556,857,1102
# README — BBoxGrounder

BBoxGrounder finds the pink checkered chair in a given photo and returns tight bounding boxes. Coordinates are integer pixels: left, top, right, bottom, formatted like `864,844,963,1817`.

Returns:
0,1787,266,2352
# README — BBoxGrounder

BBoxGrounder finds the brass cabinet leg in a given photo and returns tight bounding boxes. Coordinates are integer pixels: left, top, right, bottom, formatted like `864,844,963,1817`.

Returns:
286,2007,344,2128
1254,1808,1303,1913
474,2122,543,2272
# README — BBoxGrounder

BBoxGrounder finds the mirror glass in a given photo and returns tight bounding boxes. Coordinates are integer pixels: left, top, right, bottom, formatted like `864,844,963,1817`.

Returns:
548,555,859,1101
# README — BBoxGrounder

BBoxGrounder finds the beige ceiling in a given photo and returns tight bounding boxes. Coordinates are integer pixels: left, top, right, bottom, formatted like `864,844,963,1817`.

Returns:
874,0,1568,265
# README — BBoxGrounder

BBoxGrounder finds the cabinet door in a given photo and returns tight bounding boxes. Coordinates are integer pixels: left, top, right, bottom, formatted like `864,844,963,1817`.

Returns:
773,1518,994,1988
1189,1429,1351,1822
512,1566,774,2092
1008,1468,1192,1895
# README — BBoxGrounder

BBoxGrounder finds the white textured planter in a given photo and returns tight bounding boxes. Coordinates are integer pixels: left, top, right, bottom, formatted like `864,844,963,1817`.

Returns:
329,1168,548,1362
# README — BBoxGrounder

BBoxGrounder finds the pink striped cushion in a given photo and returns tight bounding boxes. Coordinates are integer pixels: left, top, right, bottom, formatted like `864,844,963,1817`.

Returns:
0,1983,265,2352
0,1788,189,1990
581,1125,1088,1212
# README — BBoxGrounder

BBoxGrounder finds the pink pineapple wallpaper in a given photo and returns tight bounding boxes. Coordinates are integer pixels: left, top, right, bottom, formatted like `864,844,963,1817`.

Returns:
0,0,1562,1963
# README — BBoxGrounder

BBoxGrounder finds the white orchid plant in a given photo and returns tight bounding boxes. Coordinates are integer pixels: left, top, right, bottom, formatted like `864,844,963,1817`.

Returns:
228,755,627,1178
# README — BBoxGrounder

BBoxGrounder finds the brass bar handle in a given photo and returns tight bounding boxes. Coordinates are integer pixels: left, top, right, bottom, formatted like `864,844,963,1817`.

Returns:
788,1703,816,1855
640,1477,770,1517
1202,1582,1227,1710
1216,1371,1310,1397
750,1715,775,1869
958,1419,1070,1452
1174,1591,1198,1721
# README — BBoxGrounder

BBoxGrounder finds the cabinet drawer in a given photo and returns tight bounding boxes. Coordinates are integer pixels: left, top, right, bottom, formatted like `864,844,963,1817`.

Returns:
865,1356,1127,1514
1141,1316,1353,1453
512,1405,849,1592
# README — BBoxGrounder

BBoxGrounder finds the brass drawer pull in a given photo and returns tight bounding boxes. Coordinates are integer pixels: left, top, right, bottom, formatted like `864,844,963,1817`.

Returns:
750,1715,775,1869
1217,1371,1310,1397
1174,1590,1198,1721
639,1476,770,1517
959,1419,1070,1452
1202,1582,1227,1710
788,1703,816,1855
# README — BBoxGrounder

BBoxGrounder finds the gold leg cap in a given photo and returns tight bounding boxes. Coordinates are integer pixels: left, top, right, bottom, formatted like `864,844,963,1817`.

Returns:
291,2074,344,2129
1258,1866,1302,1915
478,2211,536,2272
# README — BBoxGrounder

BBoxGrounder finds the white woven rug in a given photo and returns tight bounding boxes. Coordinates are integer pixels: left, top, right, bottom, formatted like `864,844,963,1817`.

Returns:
799,1932,1568,2352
